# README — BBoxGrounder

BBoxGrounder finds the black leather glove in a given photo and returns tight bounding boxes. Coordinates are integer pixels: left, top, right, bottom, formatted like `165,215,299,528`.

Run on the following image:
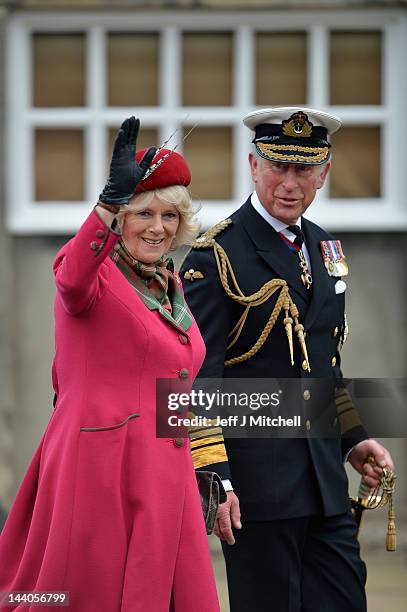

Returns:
99,116,157,207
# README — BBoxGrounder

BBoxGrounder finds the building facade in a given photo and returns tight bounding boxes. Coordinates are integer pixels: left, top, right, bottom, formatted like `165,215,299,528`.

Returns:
0,0,406,556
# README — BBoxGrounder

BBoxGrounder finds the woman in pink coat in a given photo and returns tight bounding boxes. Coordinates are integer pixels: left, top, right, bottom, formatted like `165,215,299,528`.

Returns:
0,118,220,612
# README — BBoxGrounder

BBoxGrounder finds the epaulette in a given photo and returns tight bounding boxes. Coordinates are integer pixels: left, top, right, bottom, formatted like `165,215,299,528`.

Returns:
192,218,232,249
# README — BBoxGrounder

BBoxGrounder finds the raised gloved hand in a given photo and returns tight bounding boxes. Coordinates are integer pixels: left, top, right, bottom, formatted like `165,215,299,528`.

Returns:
99,116,157,207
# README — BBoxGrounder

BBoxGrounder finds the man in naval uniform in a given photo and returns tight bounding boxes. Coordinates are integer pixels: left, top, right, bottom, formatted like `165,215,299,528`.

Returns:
181,107,394,612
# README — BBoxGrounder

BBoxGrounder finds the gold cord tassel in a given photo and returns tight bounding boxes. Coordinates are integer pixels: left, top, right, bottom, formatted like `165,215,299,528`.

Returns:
283,299,294,365
386,503,397,552
284,315,294,366
383,466,397,551
294,321,310,372
355,457,397,552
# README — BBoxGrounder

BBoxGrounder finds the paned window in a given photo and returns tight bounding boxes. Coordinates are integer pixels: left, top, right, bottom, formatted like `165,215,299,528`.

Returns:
6,10,407,233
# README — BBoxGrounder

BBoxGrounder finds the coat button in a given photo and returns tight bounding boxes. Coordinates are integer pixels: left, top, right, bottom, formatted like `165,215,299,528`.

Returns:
305,419,311,431
333,326,339,337
174,438,184,448
302,359,308,371
303,390,311,401
96,229,104,238
90,241,98,250
178,334,188,345
179,368,189,379
331,356,337,367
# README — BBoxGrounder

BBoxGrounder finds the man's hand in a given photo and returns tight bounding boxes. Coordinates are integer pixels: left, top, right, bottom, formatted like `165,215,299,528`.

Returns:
347,439,394,489
213,491,242,545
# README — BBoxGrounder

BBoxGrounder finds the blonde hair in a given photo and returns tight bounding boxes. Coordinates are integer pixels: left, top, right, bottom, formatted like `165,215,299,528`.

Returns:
116,185,200,249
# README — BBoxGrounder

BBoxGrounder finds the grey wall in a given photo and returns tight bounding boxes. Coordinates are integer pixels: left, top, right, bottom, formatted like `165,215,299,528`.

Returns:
0,8,14,510
334,231,407,547
339,232,407,379
1,230,406,527
11,236,66,489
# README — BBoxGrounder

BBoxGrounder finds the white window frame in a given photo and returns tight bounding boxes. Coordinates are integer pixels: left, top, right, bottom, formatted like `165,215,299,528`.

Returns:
5,8,407,234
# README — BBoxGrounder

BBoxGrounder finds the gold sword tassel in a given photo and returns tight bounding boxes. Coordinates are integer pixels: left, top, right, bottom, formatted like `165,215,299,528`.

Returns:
353,455,397,551
386,491,397,551
383,466,397,551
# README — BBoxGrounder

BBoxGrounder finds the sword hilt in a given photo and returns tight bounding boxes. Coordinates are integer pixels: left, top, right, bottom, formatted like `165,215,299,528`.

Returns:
351,454,397,551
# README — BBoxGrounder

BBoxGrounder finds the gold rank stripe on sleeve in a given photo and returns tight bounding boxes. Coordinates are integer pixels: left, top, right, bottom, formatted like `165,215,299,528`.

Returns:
191,442,229,470
338,411,363,434
189,422,222,438
189,418,229,469
190,434,225,451
188,412,228,469
334,387,363,434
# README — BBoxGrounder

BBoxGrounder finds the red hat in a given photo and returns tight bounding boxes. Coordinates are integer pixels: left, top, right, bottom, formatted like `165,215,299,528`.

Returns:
135,148,191,194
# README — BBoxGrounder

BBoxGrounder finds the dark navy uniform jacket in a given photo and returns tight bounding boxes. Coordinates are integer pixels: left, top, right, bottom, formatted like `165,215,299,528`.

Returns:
181,197,367,521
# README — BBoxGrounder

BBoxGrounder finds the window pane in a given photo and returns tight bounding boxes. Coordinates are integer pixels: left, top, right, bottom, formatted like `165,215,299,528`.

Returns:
183,127,232,200
182,33,233,106
107,127,158,172
33,34,85,107
329,126,381,198
35,129,84,201
256,32,307,106
330,32,381,105
107,33,159,106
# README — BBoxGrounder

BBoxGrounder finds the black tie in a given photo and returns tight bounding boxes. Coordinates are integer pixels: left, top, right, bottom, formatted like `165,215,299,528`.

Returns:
287,225,305,248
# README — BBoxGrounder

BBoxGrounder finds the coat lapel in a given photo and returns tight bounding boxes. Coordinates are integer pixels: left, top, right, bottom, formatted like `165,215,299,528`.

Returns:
239,200,310,304
302,218,331,330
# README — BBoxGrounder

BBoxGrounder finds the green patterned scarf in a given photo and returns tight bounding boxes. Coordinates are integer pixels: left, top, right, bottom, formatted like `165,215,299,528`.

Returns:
111,240,193,332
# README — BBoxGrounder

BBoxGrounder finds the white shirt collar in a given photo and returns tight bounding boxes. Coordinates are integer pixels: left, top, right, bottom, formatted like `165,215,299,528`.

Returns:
250,191,302,233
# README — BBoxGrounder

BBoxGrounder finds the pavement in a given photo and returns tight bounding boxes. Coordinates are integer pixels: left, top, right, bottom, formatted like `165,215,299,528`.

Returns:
210,534,407,611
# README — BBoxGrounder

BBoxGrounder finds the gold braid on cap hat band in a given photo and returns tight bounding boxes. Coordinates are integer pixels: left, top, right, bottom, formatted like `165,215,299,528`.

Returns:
193,223,310,371
257,142,328,164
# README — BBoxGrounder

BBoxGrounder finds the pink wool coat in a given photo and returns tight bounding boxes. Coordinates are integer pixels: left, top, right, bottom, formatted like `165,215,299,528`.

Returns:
0,210,220,612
